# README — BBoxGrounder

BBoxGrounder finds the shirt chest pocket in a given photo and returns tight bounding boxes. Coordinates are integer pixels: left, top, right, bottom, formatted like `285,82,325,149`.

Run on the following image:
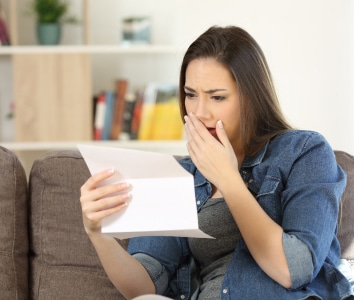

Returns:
248,176,282,223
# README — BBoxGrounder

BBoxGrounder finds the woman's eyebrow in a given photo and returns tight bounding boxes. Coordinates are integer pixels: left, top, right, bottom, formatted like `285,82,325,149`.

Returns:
184,86,227,94
184,86,196,92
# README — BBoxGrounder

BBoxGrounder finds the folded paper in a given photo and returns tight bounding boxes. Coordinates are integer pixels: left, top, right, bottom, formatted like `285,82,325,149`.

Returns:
78,144,213,239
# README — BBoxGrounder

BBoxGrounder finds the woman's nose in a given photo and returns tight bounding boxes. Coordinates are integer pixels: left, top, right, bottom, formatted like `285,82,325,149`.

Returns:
194,99,211,119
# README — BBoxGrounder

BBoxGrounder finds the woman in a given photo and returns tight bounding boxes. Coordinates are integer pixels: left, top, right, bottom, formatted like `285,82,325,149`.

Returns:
80,26,353,299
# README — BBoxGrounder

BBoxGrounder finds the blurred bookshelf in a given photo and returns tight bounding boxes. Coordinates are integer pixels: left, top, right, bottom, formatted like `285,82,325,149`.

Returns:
0,0,186,158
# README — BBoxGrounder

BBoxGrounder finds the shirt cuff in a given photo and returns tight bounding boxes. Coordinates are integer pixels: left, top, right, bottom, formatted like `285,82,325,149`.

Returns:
282,233,314,288
338,258,354,286
133,253,169,295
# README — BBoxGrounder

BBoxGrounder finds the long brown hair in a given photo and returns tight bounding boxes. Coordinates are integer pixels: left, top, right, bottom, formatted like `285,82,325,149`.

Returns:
179,26,292,156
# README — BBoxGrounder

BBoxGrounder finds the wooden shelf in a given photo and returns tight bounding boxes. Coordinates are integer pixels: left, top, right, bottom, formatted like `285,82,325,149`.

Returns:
1,140,188,155
0,45,185,55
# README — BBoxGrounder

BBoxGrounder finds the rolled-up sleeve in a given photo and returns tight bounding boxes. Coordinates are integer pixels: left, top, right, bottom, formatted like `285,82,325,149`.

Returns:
283,233,313,288
133,253,169,295
280,133,346,288
127,236,190,295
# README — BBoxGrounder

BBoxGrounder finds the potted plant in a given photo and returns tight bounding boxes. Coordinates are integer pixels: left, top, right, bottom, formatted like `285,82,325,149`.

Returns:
29,0,77,45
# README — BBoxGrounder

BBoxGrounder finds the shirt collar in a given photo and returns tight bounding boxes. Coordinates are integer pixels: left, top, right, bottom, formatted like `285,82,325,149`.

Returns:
241,140,269,168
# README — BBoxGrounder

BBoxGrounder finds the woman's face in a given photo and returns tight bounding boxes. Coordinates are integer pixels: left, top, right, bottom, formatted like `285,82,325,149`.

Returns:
184,57,242,153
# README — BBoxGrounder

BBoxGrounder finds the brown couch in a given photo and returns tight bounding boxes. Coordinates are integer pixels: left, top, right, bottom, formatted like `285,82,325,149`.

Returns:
1,145,353,299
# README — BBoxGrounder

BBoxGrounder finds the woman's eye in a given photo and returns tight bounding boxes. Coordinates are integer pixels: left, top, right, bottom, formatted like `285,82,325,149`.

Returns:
212,95,226,101
185,92,196,99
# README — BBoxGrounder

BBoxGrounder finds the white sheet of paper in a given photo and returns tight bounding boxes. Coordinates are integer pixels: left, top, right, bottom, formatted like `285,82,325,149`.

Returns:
78,144,213,239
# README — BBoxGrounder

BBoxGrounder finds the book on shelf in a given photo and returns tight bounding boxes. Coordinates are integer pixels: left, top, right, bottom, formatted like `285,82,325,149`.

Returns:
130,89,144,140
102,91,115,140
110,79,128,140
119,92,137,140
137,83,184,140
93,92,106,140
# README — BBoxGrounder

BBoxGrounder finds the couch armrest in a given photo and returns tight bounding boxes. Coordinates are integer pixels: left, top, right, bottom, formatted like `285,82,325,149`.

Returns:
335,150,354,268
0,146,28,299
29,150,127,299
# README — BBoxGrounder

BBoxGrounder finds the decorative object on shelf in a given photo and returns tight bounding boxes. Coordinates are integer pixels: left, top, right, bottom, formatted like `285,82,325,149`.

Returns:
121,16,151,45
28,0,78,45
0,1,10,45
5,102,14,120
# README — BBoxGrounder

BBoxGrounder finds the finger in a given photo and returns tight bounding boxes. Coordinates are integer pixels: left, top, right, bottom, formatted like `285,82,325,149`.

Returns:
81,182,131,206
184,115,199,154
184,115,199,142
186,140,197,162
184,115,214,157
83,192,131,215
215,120,230,147
86,202,128,223
81,168,115,192
82,197,129,234
184,114,205,144
81,191,131,231
187,112,215,143
94,182,130,200
184,117,202,158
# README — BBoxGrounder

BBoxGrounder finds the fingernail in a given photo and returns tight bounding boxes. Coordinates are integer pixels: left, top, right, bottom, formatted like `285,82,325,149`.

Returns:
120,182,130,188
184,115,188,122
107,168,115,174
123,193,131,200
217,120,223,128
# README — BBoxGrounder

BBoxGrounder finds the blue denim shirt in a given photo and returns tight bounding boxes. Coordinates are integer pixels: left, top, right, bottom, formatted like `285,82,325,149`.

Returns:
128,130,354,299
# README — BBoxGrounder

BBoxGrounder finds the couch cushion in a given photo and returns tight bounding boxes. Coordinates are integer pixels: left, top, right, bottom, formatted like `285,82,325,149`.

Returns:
29,150,127,300
335,150,354,267
0,146,28,299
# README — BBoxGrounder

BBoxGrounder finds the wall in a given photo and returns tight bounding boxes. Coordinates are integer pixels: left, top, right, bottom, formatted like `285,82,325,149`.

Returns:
7,0,354,153
0,57,14,141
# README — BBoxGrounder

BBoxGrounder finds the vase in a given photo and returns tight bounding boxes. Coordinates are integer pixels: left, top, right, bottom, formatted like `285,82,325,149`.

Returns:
37,23,61,45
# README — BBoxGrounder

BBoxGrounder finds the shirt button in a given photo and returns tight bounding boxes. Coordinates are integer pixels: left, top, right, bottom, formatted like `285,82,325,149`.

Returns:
180,295,185,299
248,178,254,183
196,200,201,205
223,288,228,294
